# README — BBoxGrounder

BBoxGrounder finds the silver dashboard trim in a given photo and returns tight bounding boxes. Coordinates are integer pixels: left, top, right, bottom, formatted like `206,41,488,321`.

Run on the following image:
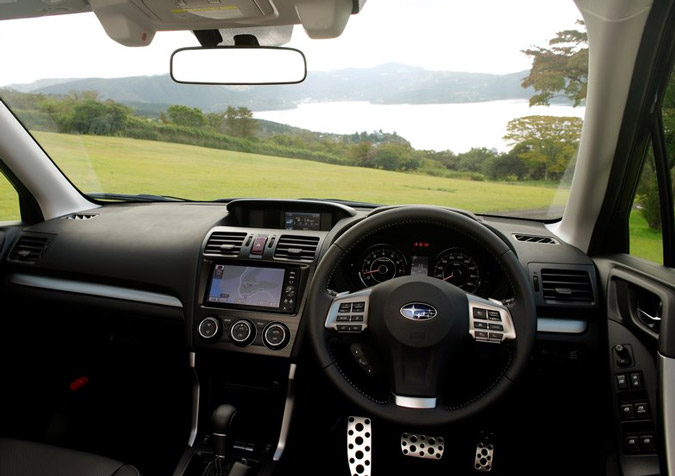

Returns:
9,273,183,308
188,352,199,447
659,353,675,476
394,395,437,409
274,363,297,461
537,318,587,334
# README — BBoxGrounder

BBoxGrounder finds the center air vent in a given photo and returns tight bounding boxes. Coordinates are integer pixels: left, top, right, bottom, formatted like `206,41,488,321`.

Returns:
540,268,594,304
204,231,247,257
8,234,52,264
274,235,320,262
514,234,558,245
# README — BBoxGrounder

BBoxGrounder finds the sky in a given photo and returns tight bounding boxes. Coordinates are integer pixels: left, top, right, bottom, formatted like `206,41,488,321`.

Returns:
0,0,582,86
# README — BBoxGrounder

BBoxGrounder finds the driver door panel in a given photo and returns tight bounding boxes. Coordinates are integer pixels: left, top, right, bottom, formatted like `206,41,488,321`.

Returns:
595,255,675,476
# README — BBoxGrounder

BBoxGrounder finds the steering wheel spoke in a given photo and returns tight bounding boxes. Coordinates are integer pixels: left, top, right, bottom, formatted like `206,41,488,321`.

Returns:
467,295,517,343
324,289,372,334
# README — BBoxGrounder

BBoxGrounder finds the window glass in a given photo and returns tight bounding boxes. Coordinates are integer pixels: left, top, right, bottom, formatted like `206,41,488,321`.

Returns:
0,171,20,221
629,144,663,263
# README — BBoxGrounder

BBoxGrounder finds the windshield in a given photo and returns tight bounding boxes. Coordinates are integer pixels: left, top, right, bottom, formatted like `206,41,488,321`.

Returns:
0,0,585,219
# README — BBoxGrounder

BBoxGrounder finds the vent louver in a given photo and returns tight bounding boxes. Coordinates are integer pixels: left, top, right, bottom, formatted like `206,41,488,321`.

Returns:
62,213,98,220
274,235,320,262
514,234,558,245
204,231,247,257
541,268,594,303
8,235,50,264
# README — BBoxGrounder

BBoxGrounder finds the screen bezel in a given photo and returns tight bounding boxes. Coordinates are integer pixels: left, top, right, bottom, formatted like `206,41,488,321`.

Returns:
203,262,297,314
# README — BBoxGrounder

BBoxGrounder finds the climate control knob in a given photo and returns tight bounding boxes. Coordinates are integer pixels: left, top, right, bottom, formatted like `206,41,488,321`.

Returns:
198,317,221,340
230,319,256,346
263,322,290,350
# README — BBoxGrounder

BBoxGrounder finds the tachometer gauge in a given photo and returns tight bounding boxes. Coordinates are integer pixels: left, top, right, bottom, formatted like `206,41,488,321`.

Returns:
433,248,481,293
359,245,408,287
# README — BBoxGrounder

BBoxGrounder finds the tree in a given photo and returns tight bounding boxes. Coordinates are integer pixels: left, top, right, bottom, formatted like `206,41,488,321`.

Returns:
456,147,497,172
225,106,258,138
504,116,582,181
167,105,205,127
521,20,588,107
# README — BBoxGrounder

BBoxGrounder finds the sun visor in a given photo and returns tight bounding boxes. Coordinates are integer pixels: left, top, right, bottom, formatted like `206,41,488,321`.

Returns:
89,0,360,47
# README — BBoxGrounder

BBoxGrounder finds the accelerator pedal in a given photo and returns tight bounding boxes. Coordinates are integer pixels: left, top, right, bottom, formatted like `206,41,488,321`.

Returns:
474,431,495,472
347,416,372,476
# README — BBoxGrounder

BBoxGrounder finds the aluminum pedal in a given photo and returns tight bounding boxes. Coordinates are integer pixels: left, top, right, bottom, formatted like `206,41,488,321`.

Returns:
347,416,372,476
474,432,495,472
400,432,445,460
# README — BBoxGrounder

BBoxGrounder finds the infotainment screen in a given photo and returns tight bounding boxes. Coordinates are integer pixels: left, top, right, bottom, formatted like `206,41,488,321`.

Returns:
284,211,321,231
207,264,285,308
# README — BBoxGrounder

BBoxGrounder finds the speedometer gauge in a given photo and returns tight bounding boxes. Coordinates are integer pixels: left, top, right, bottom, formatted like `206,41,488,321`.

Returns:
433,248,481,293
359,245,408,287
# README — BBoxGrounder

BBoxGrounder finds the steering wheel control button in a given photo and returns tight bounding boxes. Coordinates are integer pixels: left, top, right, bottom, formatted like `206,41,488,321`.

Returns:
400,433,444,460
198,317,221,340
487,310,502,321
230,319,255,346
347,417,372,476
263,322,289,350
468,297,516,344
325,289,371,333
473,308,487,319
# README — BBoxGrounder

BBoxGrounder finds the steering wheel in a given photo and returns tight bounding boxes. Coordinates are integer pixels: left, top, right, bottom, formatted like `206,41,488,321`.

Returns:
307,206,536,426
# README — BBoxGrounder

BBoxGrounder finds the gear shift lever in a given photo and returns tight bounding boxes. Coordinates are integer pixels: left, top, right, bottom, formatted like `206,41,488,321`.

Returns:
211,404,237,458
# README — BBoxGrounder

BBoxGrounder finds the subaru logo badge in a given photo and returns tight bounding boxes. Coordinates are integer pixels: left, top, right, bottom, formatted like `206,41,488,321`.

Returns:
400,303,437,321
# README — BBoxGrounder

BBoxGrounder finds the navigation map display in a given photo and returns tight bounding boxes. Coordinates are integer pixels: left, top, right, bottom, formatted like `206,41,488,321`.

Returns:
206,264,285,308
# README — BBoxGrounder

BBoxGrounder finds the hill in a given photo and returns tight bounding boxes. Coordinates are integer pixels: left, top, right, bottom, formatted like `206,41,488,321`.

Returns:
9,63,538,113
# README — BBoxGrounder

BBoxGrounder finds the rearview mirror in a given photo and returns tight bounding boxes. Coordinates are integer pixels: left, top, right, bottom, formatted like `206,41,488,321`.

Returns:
170,46,307,85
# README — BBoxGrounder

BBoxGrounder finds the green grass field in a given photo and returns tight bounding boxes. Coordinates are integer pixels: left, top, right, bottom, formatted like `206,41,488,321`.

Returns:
629,210,664,263
0,132,664,264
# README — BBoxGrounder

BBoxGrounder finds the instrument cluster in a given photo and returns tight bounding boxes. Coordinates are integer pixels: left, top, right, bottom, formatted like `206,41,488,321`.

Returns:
334,224,508,299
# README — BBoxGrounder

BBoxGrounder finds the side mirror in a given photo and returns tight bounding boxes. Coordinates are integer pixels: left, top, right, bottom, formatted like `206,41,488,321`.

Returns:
170,46,307,85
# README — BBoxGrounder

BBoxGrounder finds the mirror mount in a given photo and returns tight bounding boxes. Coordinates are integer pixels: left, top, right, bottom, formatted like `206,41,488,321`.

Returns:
234,34,260,47
194,30,223,48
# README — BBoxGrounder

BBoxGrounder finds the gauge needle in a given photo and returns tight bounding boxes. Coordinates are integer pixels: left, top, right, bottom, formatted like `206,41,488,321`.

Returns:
362,269,381,275
442,275,453,281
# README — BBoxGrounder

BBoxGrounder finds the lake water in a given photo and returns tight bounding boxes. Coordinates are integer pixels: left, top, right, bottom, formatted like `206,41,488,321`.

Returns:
255,100,585,153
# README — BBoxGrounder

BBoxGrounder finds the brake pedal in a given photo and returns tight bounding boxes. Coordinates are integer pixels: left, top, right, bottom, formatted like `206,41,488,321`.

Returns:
474,431,495,472
347,416,372,476
400,432,445,460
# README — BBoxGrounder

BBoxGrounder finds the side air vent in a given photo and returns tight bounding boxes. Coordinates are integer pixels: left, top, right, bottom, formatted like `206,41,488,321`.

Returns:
62,213,98,220
541,268,594,304
204,231,247,257
274,235,320,262
513,234,558,245
8,235,51,264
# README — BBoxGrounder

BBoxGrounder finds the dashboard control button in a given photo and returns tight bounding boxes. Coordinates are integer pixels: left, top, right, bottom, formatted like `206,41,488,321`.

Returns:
620,404,635,420
198,317,221,340
629,372,643,389
351,315,364,322
640,435,655,453
230,319,255,346
489,332,503,341
616,374,628,390
624,436,640,454
352,302,366,312
634,402,649,419
263,322,289,350
337,314,351,322
488,323,504,331
348,325,363,332
339,303,352,312
475,331,489,340
337,325,349,332
475,321,488,329
251,236,267,255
